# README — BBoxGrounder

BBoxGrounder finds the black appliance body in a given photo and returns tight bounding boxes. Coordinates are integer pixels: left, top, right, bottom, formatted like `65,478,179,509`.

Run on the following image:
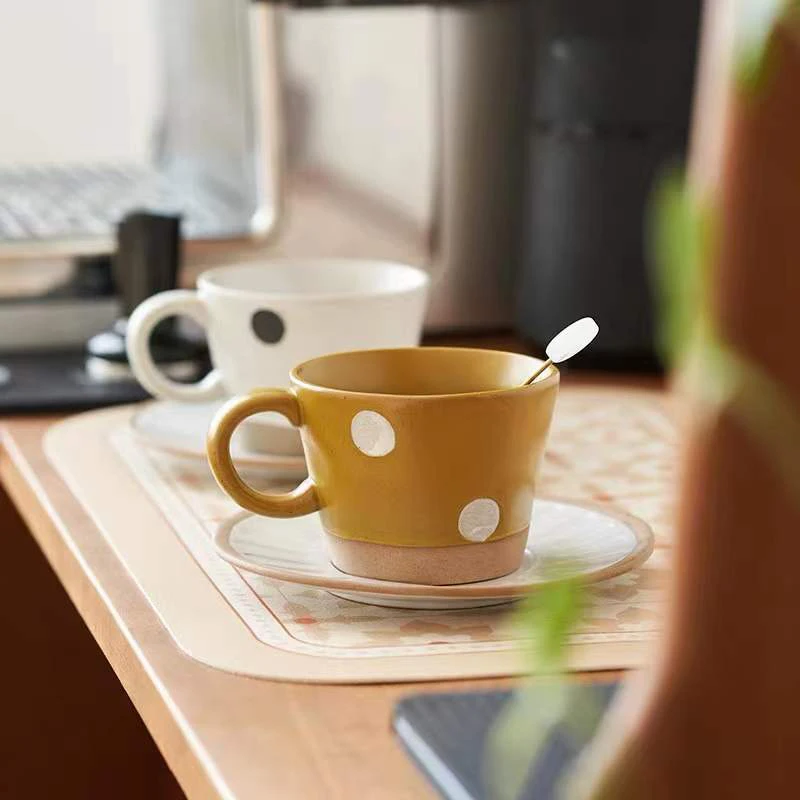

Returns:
517,1,702,368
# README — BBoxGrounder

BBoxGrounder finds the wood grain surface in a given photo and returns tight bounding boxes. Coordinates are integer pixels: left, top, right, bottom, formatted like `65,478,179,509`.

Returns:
0,419,183,799
0,361,646,798
0,416,499,798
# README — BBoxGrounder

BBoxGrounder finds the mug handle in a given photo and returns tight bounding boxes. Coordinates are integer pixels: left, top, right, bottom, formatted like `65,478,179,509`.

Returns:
126,290,226,402
207,390,320,517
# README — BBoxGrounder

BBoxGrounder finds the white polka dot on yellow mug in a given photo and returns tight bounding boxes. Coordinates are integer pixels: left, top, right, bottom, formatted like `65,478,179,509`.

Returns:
458,498,500,542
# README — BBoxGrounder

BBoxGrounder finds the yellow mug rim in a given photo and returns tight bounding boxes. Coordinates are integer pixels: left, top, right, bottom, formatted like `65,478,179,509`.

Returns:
289,346,560,401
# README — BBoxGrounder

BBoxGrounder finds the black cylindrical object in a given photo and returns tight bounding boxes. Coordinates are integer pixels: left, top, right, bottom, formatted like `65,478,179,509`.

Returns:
86,212,207,373
517,0,701,367
112,211,182,318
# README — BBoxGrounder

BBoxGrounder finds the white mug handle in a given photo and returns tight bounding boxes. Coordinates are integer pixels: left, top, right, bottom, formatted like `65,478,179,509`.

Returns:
126,290,226,402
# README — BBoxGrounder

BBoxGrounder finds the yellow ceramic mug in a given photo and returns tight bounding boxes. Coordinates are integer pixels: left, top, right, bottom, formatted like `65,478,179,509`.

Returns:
207,348,559,585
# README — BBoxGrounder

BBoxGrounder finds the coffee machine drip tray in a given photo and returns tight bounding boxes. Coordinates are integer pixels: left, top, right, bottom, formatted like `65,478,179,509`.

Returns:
0,163,252,258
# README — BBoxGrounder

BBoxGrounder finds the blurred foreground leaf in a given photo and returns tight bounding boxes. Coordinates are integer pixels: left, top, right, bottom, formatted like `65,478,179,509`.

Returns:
648,168,710,366
735,0,788,91
485,563,584,800
700,340,800,507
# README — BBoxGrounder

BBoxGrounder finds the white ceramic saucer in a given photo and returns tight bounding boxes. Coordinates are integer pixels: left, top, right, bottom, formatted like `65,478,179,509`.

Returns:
213,498,654,609
131,401,308,480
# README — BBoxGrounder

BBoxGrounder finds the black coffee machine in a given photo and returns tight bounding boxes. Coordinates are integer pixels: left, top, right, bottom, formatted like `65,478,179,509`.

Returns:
286,0,701,367
516,0,701,368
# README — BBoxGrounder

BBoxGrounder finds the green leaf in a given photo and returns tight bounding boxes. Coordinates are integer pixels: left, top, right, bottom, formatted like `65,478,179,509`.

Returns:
648,168,709,366
696,339,800,507
483,563,585,799
735,0,787,92
511,560,584,675
485,678,570,800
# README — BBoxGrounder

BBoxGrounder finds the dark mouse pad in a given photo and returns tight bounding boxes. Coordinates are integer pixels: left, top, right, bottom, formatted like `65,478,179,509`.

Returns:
393,683,619,800
0,350,148,412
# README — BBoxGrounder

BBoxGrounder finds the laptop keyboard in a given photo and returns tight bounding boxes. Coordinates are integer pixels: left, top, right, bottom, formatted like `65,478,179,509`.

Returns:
0,163,251,244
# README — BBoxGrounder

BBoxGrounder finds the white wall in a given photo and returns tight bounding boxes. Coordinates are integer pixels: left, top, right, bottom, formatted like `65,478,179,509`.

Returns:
0,2,433,224
0,0,158,167
283,7,436,227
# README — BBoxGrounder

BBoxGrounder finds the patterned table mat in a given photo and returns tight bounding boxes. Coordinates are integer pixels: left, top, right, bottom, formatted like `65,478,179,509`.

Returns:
109,386,673,664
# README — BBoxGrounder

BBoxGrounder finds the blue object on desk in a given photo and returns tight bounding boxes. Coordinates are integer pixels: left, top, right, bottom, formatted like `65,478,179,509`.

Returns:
393,683,619,800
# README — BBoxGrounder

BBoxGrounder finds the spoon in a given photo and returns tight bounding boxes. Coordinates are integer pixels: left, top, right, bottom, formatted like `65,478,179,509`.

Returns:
523,317,599,385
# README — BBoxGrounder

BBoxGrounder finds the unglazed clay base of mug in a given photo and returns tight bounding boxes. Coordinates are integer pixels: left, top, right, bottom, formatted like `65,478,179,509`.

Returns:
324,529,529,585
212,497,655,608
206,348,560,554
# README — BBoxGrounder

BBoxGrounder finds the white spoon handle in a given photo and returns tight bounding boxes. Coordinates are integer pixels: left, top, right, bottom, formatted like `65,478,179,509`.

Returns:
522,317,599,385
523,358,553,386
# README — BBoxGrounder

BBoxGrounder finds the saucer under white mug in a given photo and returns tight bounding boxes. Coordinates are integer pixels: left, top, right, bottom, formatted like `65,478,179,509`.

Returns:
213,498,654,609
131,401,308,481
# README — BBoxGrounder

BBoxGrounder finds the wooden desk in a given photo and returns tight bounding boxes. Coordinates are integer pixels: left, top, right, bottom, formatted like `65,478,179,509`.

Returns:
1,415,447,798
0,366,644,798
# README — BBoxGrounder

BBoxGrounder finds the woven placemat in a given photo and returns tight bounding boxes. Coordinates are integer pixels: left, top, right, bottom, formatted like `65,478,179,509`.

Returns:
45,386,672,683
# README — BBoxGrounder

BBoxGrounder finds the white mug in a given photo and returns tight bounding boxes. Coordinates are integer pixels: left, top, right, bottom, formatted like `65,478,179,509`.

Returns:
126,259,430,451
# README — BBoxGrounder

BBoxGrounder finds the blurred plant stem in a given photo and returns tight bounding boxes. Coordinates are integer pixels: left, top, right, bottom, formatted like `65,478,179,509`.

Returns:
485,567,587,800
485,6,800,798
580,6,800,799
652,170,800,506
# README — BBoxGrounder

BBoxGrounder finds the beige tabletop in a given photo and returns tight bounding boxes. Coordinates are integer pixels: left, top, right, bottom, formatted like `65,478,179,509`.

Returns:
0,362,648,799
